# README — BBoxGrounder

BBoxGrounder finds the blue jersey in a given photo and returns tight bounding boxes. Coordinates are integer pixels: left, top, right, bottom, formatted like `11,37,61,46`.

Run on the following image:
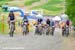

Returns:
50,21,55,27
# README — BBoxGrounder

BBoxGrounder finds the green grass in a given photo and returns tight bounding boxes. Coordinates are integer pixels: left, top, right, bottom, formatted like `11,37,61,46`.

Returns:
0,22,8,34
24,0,40,6
47,0,63,5
0,0,10,1
32,0,64,15
0,0,10,6
0,11,9,34
33,5,63,11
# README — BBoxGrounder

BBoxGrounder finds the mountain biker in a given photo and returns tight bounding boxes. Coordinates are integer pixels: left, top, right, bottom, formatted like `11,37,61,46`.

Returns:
61,21,66,36
46,19,50,26
37,18,43,24
50,20,55,35
8,11,15,30
36,13,43,25
66,20,70,36
66,20,70,27
22,12,29,32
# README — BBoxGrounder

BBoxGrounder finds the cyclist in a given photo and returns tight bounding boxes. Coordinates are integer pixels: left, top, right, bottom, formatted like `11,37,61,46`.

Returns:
7,11,16,37
8,11,15,30
66,20,70,27
35,14,43,35
65,20,70,36
22,12,29,33
61,21,66,36
46,19,50,26
37,18,43,24
36,13,43,25
50,20,55,35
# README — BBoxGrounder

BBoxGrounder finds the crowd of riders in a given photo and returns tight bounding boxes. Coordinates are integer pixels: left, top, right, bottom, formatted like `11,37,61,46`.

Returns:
7,11,71,37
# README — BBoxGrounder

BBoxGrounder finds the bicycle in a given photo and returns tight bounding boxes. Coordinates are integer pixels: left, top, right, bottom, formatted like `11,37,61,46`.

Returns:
22,22,29,35
65,25,69,37
9,21,15,37
35,24,42,35
49,27,53,36
62,25,69,37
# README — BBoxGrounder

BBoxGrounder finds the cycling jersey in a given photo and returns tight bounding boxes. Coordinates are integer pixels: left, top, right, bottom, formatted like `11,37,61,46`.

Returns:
9,16,15,21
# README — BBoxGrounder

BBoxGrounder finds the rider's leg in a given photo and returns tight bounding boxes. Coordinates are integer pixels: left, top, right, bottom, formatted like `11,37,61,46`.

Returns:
52,27,55,35
62,27,65,36
27,24,29,32
13,22,15,30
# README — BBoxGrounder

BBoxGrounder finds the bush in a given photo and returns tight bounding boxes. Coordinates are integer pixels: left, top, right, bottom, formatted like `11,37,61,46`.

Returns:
65,0,75,26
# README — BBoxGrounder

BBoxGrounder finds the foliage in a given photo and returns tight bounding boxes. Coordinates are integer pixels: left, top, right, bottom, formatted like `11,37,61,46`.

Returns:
65,0,75,26
0,0,10,7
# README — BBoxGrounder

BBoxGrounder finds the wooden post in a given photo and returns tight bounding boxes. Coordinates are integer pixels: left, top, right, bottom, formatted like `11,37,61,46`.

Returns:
2,15,4,33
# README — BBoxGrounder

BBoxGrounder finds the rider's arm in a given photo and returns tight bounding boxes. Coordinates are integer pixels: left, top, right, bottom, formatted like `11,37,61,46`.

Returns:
14,16,16,22
14,18,16,22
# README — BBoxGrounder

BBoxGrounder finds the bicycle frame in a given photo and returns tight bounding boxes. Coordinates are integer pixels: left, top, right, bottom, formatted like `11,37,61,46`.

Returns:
9,21,15,37
22,22,28,35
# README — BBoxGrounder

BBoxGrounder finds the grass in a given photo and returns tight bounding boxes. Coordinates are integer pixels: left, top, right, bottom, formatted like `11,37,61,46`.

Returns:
47,0,63,5
0,10,9,34
0,16,9,35
0,0,10,1
32,0,64,15
0,22,8,35
0,0,10,6
33,5,63,11
42,9,63,15
24,0,40,6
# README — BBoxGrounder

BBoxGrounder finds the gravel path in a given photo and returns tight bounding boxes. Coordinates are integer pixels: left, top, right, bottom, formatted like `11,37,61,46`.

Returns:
0,28,62,50
0,28,75,50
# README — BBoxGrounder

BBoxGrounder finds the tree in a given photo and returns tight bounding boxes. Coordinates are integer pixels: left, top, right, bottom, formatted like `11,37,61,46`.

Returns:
65,0,75,26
